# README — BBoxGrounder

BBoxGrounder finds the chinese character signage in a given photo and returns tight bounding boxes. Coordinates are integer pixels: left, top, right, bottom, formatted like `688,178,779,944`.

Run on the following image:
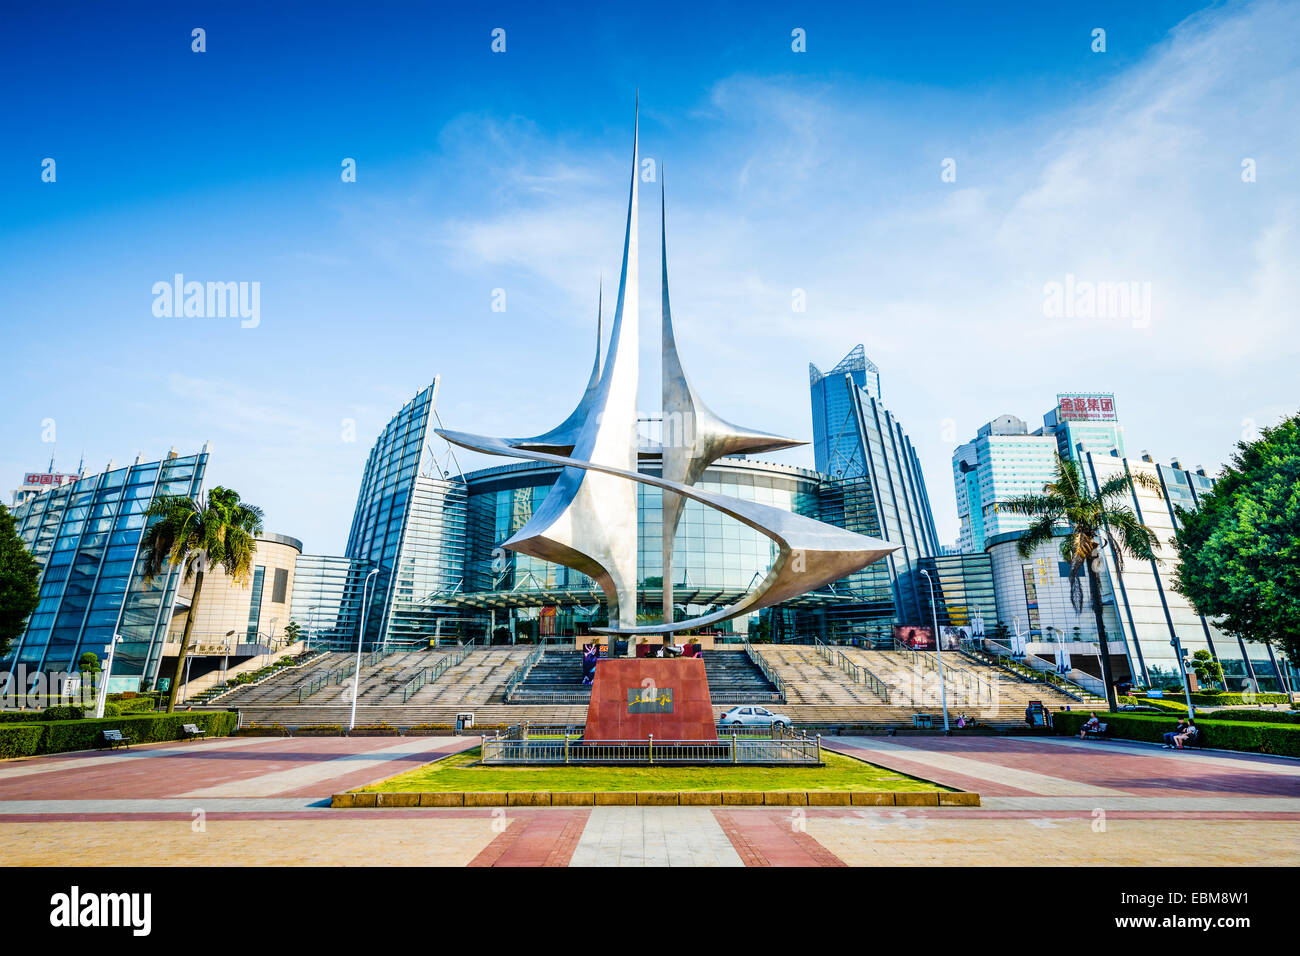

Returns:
23,472,80,487
627,686,674,714
1056,393,1116,422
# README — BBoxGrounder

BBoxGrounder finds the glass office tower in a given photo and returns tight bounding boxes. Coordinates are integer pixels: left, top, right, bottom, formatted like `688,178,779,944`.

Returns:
3,448,208,691
809,345,941,642
343,381,471,648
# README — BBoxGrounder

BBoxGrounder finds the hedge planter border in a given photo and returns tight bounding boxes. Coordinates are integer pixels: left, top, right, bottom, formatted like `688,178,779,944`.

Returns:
330,789,981,808
1054,711,1300,757
0,711,237,759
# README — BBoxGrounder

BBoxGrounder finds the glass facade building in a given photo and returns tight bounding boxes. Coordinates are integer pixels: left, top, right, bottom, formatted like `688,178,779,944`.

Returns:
809,345,941,642
447,457,859,643
954,401,1126,554
983,454,1295,692
953,416,1060,553
343,382,436,646
918,553,998,634
1082,452,1295,693
3,449,208,691
289,554,367,648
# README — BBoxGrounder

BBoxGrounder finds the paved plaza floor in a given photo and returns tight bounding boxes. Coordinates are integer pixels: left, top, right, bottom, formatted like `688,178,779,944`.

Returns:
0,733,1296,866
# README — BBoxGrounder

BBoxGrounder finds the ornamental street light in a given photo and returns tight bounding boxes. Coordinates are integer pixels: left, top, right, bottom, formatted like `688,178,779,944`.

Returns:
350,568,381,732
919,569,951,734
95,634,123,719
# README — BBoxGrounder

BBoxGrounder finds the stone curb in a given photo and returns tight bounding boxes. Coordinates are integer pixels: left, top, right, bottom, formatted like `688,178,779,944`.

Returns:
330,790,978,808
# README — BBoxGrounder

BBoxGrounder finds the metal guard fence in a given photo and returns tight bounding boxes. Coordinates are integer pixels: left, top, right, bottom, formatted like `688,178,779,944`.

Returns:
481,734,821,765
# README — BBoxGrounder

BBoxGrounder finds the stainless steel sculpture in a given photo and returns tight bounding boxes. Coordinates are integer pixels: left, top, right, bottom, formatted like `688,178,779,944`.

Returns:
437,104,897,644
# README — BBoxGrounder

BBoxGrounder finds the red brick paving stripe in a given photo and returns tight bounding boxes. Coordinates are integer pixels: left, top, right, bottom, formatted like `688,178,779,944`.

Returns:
833,735,1300,799
823,739,1028,795
0,736,437,801
713,809,767,866
713,809,847,867
468,808,591,867
274,739,477,798
543,809,590,867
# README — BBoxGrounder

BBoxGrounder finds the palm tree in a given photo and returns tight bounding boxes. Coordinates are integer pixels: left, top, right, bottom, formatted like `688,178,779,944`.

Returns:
140,486,264,712
1000,454,1161,711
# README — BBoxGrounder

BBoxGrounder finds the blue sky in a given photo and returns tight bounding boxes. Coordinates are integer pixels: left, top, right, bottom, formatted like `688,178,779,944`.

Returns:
2,0,1297,553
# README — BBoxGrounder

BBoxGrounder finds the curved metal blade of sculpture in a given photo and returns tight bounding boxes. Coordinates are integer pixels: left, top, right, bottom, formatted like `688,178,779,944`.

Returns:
436,428,898,634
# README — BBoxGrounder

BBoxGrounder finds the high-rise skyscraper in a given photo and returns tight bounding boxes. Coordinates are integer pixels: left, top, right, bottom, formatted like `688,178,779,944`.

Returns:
954,394,1126,553
809,345,940,641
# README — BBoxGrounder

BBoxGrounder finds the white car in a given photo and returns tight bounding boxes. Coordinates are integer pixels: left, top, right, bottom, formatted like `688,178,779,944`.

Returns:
719,705,792,728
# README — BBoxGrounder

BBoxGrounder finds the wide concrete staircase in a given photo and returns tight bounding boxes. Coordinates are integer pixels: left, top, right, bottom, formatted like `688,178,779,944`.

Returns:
196,643,1097,732
205,646,533,726
404,647,532,705
703,651,780,704
756,645,886,705
840,648,1091,718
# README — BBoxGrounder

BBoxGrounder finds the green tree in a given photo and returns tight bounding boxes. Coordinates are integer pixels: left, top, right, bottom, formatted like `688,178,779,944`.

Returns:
284,621,302,646
0,503,41,661
140,487,264,712
1173,413,1300,666
77,651,101,703
1190,648,1224,690
1001,454,1161,711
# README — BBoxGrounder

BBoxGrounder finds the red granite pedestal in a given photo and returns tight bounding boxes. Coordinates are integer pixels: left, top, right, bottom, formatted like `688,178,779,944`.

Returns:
584,658,718,741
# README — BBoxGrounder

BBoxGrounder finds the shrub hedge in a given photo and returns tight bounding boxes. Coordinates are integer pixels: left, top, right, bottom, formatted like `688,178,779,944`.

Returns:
0,724,45,758
0,711,236,758
1055,711,1300,757
112,696,157,714
233,723,290,737
1141,691,1292,706
1200,708,1300,724
349,724,400,736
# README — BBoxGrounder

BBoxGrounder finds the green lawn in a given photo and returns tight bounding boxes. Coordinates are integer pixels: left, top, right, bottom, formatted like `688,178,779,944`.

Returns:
357,747,950,793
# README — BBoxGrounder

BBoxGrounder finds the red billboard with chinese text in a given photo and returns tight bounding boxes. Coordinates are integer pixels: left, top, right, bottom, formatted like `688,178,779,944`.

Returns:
1056,393,1116,422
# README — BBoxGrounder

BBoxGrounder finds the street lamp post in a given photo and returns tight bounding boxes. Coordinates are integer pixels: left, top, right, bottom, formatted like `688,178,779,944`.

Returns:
1172,638,1197,719
95,634,123,719
350,569,380,732
919,569,951,734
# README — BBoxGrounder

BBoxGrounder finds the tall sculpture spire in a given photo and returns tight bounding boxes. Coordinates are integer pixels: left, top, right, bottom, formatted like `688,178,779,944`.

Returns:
659,171,805,640
447,102,641,634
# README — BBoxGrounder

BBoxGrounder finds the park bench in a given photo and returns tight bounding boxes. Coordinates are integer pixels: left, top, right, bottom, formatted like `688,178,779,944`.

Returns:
1081,722,1108,739
99,729,130,750
181,723,206,740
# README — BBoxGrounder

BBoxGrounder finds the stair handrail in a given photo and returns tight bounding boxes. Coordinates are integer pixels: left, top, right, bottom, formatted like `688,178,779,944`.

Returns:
503,645,546,703
742,641,787,703
972,640,1097,702
893,640,995,705
402,646,474,703
198,648,329,705
834,650,890,703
